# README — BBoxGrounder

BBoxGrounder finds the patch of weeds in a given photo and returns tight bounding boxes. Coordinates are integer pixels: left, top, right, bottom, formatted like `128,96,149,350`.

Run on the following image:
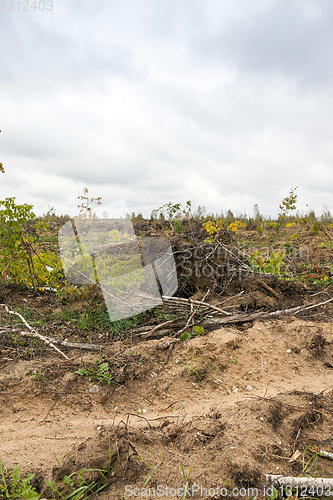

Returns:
132,450,163,495
54,308,80,323
187,347,202,362
0,459,40,499
227,351,237,364
45,469,109,500
46,436,119,499
109,316,138,337
302,445,323,478
317,240,333,249
188,366,198,378
155,310,174,321
76,359,112,385
174,219,185,233
7,370,19,379
180,325,204,342
269,485,278,500
115,363,127,382
30,369,47,382
146,355,156,364
249,250,290,278
204,360,216,371
181,464,192,500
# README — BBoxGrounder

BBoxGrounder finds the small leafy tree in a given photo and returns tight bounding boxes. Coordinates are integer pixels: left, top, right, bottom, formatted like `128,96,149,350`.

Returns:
279,187,298,219
0,198,50,289
278,187,298,231
202,218,224,243
77,187,102,219
155,201,192,230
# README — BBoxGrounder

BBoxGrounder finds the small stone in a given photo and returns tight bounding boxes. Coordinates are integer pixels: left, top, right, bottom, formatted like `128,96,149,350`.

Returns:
260,417,264,421
233,387,238,393
163,384,169,391
142,409,147,414
175,359,180,364
89,385,99,394
246,385,253,391
287,349,291,353
97,426,101,430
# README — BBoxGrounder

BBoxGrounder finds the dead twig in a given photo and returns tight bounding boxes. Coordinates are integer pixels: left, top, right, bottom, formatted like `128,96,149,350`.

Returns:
19,332,102,351
267,296,333,318
266,475,333,489
257,279,281,300
162,295,232,316
200,296,333,326
0,304,69,359
125,413,152,428
176,289,211,337
136,318,181,337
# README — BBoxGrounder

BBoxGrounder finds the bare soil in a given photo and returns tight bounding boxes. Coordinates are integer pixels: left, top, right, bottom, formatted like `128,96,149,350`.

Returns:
1,225,333,499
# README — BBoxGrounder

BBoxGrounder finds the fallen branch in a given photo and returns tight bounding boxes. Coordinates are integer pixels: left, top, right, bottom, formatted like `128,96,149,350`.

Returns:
162,295,232,316
257,279,281,300
0,304,69,359
266,474,333,489
319,450,333,460
199,296,333,326
267,296,333,317
19,332,102,351
136,318,182,337
176,288,211,336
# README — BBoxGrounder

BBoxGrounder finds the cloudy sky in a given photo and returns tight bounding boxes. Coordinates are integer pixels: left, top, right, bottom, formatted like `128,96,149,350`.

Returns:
1,0,333,219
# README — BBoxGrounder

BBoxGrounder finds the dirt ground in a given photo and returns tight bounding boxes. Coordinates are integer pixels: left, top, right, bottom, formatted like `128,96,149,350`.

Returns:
2,226,333,499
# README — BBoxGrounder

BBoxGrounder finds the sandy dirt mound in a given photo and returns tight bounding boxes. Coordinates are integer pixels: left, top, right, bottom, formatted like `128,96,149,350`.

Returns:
2,312,333,498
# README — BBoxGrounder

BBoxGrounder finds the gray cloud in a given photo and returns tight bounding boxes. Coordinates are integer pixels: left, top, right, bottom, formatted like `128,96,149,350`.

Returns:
1,0,333,219
195,0,333,87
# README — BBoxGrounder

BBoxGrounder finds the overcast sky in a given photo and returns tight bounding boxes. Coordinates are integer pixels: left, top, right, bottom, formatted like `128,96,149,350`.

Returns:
1,0,333,219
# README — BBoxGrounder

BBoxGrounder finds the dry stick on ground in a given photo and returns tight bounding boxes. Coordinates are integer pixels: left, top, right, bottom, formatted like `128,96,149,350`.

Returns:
203,296,333,326
138,293,212,338
175,288,212,337
268,296,333,318
19,331,102,351
0,304,69,359
266,475,333,489
162,295,232,316
257,279,282,300
136,318,182,337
